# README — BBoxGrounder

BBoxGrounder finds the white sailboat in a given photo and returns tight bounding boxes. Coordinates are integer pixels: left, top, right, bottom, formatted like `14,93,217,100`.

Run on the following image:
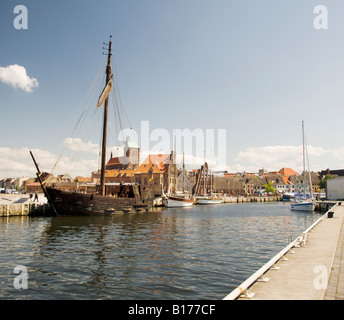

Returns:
291,121,316,212
162,152,194,208
162,194,194,207
197,197,223,205
196,168,223,205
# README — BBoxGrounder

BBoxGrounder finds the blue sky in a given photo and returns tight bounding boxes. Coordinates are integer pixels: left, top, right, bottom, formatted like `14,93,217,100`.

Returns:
1,0,344,178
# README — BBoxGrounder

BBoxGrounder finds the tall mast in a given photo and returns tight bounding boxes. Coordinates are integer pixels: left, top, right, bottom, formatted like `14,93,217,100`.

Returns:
182,152,185,194
203,150,205,196
302,121,306,199
100,37,112,196
304,124,313,199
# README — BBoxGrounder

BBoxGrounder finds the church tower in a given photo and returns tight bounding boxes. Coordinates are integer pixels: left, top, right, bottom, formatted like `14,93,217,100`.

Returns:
124,141,140,170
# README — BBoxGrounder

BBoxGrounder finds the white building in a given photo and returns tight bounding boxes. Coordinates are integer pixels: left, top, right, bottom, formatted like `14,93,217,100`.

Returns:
326,176,344,200
15,176,30,191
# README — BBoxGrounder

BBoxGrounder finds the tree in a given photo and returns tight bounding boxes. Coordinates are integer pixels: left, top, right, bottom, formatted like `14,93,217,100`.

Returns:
264,181,275,194
319,174,333,189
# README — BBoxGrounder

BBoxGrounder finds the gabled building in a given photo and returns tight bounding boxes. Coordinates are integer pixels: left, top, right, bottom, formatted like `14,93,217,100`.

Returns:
104,152,177,195
289,171,320,195
106,141,140,171
134,153,175,193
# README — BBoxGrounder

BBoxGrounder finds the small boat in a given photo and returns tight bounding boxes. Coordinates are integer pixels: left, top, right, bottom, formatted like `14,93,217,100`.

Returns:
290,121,316,212
163,195,194,208
282,192,296,201
196,196,223,205
291,199,316,211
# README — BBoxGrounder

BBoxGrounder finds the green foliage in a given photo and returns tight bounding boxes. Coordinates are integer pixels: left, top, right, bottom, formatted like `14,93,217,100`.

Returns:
264,181,275,194
319,174,333,189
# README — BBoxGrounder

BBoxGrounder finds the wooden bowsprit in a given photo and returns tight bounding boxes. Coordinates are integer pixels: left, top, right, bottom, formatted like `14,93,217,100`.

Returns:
29,150,58,216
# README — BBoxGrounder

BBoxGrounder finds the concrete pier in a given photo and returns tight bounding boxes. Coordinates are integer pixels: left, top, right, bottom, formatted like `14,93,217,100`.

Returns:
224,203,344,300
316,200,338,212
0,193,48,217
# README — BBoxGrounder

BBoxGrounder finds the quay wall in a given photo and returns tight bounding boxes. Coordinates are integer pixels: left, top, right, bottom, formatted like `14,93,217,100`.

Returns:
0,203,50,217
0,194,49,217
0,203,31,216
223,195,281,203
316,200,338,212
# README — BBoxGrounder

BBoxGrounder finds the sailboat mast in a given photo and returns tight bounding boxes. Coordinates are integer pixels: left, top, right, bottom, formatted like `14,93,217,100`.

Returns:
182,152,185,194
302,121,306,199
304,125,314,199
203,150,206,196
100,38,112,196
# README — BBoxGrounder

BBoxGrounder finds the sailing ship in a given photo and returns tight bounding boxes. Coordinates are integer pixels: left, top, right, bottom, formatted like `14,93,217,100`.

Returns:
30,37,151,216
162,153,194,207
193,162,223,205
290,121,316,212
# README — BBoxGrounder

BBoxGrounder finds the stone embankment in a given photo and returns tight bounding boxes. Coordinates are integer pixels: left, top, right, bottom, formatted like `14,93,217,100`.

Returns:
0,193,48,217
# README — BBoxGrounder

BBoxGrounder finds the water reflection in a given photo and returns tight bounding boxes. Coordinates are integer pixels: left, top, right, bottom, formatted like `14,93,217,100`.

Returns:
0,203,322,299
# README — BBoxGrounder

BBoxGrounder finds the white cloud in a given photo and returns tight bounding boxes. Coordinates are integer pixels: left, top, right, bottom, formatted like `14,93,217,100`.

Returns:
64,138,100,154
232,145,341,173
234,145,302,171
0,147,51,178
0,64,39,92
0,147,98,179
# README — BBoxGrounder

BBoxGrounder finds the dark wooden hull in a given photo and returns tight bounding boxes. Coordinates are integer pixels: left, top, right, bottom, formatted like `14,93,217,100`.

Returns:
46,187,151,216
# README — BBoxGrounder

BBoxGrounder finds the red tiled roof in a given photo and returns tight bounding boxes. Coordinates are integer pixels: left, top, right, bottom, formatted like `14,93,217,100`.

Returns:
105,153,171,176
107,157,124,166
278,168,299,178
138,154,170,173
281,176,290,185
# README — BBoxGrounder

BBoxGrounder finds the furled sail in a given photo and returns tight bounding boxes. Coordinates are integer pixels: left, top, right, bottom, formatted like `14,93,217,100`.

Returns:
97,74,113,107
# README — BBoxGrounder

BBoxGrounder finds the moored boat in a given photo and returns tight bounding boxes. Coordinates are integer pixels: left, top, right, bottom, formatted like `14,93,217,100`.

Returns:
196,196,223,205
282,192,296,201
30,37,151,216
163,195,194,208
291,199,316,212
290,121,315,212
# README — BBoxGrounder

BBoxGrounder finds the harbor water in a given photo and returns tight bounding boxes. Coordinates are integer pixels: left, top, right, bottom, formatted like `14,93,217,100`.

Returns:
0,202,322,300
